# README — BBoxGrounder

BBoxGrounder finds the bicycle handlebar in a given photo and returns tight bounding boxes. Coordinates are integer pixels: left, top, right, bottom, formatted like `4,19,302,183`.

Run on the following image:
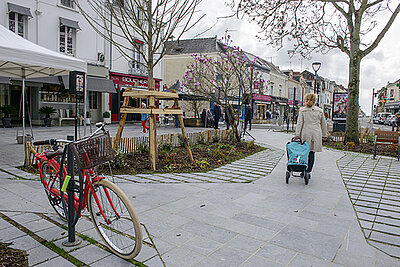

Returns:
33,139,56,146
33,122,106,148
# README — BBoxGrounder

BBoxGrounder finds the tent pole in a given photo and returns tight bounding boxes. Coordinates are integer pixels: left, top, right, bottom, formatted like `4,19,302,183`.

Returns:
22,68,26,145
83,74,87,136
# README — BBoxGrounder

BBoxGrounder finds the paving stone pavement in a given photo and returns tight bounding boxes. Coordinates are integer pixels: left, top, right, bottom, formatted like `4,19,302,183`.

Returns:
116,146,284,184
338,152,400,258
1,127,400,266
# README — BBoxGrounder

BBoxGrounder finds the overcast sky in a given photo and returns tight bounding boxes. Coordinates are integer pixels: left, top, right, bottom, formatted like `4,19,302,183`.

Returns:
181,1,400,115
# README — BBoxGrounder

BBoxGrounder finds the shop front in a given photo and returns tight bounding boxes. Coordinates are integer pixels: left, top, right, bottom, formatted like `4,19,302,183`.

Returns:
385,102,400,114
0,65,114,127
109,72,162,122
252,94,271,120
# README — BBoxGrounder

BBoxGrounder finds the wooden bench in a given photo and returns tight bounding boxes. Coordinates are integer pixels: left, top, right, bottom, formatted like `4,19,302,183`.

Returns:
374,130,400,160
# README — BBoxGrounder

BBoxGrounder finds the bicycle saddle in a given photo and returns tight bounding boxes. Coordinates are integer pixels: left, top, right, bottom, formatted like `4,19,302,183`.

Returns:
45,149,64,159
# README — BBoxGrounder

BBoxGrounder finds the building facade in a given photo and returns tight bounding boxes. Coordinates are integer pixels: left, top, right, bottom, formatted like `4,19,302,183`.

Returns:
0,0,164,126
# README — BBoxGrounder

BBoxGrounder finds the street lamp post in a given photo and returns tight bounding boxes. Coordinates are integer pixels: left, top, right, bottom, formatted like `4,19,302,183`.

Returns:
369,88,375,133
312,62,321,105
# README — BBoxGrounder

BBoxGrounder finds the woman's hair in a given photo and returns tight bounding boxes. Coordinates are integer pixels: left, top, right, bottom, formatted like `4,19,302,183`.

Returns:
305,93,317,107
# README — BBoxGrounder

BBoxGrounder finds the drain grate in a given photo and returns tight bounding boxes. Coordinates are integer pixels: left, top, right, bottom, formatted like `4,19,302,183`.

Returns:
338,153,400,258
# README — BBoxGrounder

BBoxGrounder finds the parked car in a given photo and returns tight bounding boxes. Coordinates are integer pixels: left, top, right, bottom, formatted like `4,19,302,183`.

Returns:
374,112,391,124
385,115,396,125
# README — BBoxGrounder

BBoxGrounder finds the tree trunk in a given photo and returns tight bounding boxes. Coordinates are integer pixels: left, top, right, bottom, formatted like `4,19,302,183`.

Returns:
228,104,241,142
344,53,361,144
147,0,157,170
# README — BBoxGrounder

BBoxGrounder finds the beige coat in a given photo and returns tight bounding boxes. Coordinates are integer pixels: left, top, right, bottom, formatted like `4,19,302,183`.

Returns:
295,105,327,152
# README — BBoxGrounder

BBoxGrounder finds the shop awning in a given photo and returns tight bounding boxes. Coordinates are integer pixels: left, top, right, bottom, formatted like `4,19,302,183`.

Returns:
27,76,61,84
0,76,10,84
61,75,116,93
8,2,33,17
59,17,81,30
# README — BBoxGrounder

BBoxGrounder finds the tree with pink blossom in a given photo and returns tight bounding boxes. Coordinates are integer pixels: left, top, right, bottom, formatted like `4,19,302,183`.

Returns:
182,36,262,142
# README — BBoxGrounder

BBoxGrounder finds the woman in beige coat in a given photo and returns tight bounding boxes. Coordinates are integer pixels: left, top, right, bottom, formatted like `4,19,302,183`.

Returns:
294,93,328,175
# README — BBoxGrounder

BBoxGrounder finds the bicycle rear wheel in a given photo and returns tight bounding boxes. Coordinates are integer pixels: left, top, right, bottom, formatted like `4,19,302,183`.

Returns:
41,162,66,221
88,179,142,259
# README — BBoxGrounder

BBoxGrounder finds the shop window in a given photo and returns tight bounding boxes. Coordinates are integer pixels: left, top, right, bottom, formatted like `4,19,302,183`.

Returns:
89,92,98,109
60,0,74,8
279,85,282,96
59,25,75,55
9,12,26,38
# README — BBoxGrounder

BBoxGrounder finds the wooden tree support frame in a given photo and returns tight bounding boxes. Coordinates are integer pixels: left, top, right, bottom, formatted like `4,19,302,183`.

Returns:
114,88,194,170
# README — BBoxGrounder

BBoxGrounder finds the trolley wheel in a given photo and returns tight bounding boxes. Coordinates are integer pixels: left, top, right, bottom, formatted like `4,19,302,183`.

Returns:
285,171,290,184
304,173,310,185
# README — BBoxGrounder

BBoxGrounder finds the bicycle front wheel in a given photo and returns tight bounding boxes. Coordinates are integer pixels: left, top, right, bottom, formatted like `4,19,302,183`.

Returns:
41,162,66,221
88,179,142,259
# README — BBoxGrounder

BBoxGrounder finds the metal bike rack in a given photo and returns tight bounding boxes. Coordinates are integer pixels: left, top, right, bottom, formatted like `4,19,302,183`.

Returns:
62,135,82,247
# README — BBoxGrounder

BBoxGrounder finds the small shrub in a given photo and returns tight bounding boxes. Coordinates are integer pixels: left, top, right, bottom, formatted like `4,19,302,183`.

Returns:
212,135,220,143
366,135,374,143
195,159,210,169
196,134,205,145
164,153,177,165
194,144,203,150
110,150,126,169
158,141,173,155
325,135,333,142
137,142,149,153
207,147,225,159
228,131,235,142
389,144,398,152
346,142,355,150
335,142,344,148
164,153,177,170
247,140,256,149
177,134,185,147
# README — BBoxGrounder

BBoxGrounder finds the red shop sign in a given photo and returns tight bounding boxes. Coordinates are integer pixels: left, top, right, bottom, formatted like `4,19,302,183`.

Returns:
252,93,271,102
110,72,161,90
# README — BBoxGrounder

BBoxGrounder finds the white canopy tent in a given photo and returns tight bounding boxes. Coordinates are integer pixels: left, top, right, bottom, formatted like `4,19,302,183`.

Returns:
0,24,87,143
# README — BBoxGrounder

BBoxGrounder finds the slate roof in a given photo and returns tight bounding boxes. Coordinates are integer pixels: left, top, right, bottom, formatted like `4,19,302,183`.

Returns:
165,36,223,55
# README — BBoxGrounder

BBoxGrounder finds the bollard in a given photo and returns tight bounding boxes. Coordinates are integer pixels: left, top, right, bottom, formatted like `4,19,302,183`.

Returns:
62,135,81,247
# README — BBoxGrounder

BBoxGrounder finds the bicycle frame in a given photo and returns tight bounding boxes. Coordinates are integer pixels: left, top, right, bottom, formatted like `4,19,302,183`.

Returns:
35,151,118,225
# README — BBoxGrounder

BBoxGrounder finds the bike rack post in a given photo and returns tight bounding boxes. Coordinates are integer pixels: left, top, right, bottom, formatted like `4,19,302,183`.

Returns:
62,135,81,247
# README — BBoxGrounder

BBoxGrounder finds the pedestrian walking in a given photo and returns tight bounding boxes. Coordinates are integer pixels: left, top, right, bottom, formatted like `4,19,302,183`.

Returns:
201,108,206,126
244,104,252,131
141,102,149,133
213,103,222,129
294,93,327,178
206,109,214,128
395,112,400,131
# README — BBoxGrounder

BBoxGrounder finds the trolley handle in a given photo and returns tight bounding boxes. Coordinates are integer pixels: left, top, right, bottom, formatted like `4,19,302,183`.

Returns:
291,137,303,143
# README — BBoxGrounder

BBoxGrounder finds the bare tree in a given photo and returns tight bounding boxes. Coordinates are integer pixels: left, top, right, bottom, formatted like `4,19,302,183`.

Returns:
236,0,400,143
75,0,203,168
182,37,262,141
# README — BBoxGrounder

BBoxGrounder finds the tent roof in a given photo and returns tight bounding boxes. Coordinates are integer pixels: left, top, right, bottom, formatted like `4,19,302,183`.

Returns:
0,25,86,78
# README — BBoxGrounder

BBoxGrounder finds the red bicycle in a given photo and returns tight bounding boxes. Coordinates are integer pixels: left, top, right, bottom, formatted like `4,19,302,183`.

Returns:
32,123,142,259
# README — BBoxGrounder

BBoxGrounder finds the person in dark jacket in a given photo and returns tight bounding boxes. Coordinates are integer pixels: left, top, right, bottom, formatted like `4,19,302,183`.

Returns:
206,109,213,128
213,103,222,129
244,104,252,130
225,106,231,130
395,112,400,131
201,108,206,126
